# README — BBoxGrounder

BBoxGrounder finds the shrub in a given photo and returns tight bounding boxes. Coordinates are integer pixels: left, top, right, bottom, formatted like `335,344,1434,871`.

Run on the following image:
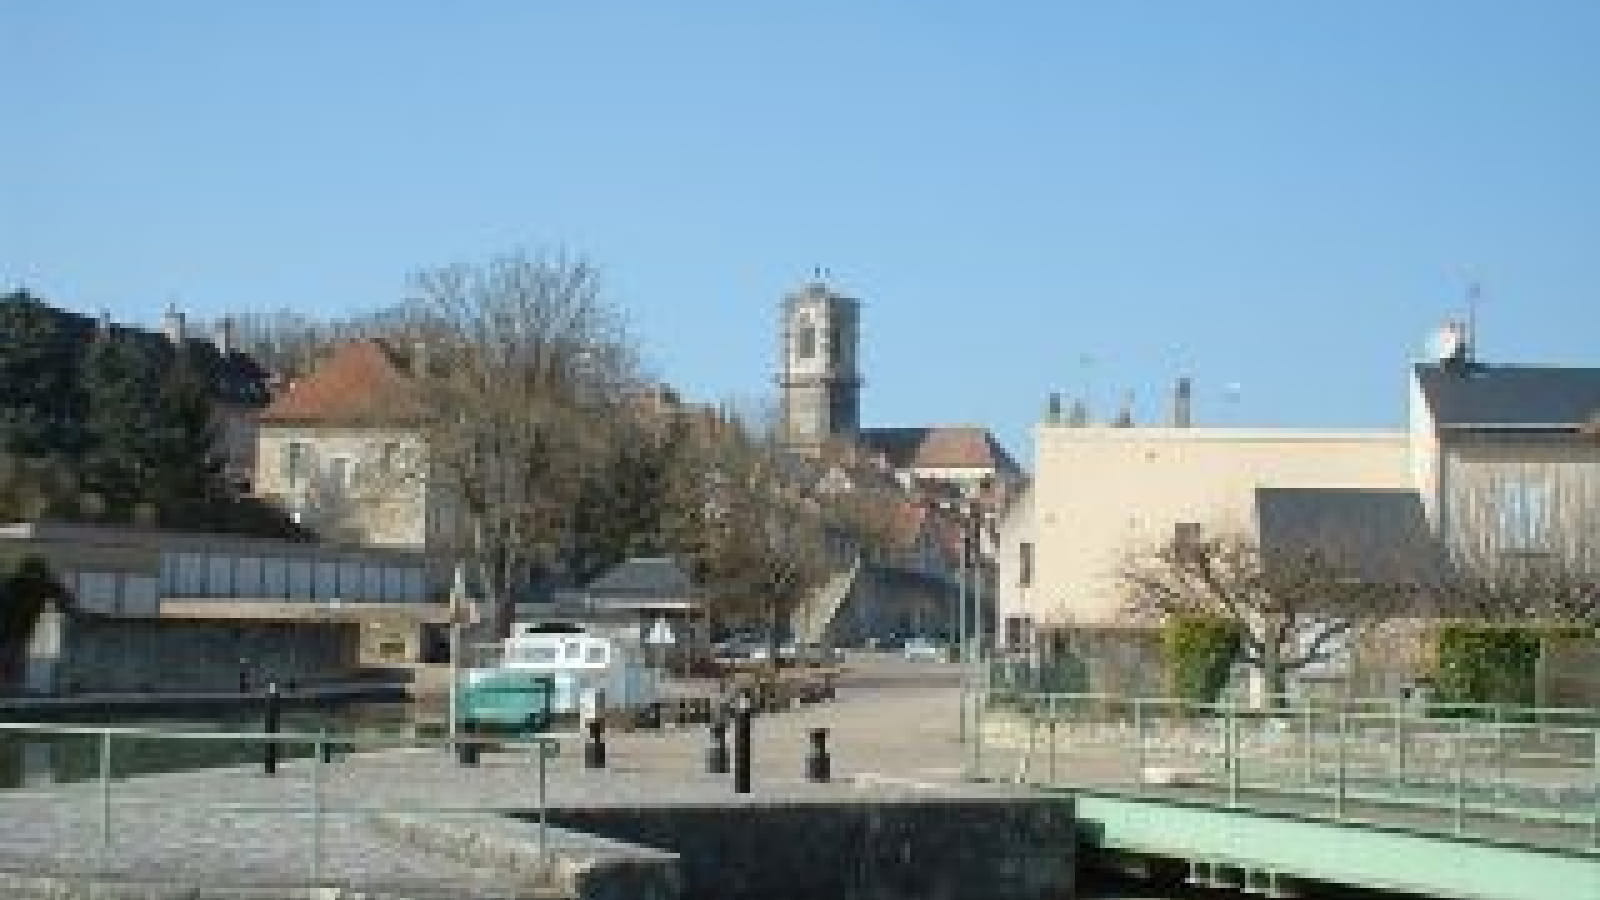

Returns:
1161,615,1241,702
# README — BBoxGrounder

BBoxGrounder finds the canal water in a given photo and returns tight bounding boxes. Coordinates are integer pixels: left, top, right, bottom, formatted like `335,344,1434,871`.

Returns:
0,700,415,788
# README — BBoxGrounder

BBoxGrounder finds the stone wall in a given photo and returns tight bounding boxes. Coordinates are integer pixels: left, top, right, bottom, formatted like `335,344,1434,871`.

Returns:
54,617,359,694
543,796,1076,900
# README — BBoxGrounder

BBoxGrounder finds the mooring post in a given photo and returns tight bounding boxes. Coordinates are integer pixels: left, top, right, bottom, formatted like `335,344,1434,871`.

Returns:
1454,719,1468,835
262,682,282,776
310,730,325,887
98,730,112,857
706,719,730,774
584,717,607,769
806,727,831,783
733,693,753,794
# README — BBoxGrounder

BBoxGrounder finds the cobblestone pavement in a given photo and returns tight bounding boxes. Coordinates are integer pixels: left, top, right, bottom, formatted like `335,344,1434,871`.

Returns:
0,656,984,894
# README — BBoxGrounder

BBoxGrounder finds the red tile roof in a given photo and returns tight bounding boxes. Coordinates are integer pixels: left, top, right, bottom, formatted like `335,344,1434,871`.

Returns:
859,426,1021,474
258,339,421,425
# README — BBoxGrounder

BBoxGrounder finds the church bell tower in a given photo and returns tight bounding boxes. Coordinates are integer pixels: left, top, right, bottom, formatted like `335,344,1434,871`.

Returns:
778,276,861,456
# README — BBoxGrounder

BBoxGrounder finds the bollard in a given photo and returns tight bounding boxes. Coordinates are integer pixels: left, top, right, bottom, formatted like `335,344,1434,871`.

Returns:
262,682,282,776
733,693,753,793
706,720,730,774
806,727,831,783
584,717,607,769
456,718,481,767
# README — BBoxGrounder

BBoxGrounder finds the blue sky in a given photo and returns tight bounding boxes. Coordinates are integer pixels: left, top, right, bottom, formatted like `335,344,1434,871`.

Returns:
6,2,1598,458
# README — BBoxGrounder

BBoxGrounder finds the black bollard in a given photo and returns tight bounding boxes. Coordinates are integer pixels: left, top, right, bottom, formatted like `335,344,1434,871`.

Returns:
262,682,281,776
806,727,831,783
456,722,481,767
733,694,753,794
583,717,607,769
706,719,730,774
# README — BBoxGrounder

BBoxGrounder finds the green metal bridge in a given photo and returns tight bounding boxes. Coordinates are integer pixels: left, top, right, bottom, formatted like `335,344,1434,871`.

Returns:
975,690,1599,899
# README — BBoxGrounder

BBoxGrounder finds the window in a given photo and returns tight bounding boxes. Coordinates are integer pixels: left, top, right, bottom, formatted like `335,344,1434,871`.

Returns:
1497,479,1551,552
586,644,607,665
379,441,402,475
327,456,355,492
1018,542,1034,587
1174,522,1202,547
513,644,559,665
283,442,308,487
1004,616,1033,651
797,323,816,359
828,323,844,365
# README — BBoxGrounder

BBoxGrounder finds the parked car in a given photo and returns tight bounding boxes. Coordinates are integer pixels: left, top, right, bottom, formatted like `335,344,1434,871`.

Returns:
902,638,945,662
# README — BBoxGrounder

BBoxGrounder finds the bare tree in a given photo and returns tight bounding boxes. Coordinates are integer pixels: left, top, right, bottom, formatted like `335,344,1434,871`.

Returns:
1122,531,1413,702
691,416,837,661
401,251,641,636
1426,557,1599,626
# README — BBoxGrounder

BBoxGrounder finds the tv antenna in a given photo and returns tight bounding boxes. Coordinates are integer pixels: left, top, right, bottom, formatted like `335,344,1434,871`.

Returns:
1464,279,1482,362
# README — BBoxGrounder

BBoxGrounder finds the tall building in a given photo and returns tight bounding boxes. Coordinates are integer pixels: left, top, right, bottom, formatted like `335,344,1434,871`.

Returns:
778,279,861,455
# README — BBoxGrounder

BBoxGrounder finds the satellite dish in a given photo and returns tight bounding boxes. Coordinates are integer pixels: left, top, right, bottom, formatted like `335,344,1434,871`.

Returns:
1429,321,1468,362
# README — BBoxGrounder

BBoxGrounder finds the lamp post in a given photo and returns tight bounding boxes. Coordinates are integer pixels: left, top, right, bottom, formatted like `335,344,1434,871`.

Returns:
941,495,987,745
447,563,472,748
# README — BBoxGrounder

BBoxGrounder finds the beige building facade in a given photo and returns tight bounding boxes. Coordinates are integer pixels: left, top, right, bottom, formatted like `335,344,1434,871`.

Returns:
1005,427,1411,634
1003,342,1600,688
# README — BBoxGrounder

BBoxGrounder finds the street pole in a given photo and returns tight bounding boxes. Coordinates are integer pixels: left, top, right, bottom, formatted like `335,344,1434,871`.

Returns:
448,619,461,747
957,521,969,744
971,506,983,674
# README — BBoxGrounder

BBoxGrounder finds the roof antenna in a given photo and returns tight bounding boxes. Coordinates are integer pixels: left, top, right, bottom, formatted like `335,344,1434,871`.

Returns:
1465,279,1482,364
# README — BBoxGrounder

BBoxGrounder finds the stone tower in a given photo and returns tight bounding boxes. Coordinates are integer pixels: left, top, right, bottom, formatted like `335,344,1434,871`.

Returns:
778,277,861,455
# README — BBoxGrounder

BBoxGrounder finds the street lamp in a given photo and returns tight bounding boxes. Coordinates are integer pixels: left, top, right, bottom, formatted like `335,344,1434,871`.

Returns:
938,493,988,745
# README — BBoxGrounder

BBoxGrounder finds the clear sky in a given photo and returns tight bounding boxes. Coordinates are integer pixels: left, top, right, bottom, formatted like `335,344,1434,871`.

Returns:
6,2,1598,459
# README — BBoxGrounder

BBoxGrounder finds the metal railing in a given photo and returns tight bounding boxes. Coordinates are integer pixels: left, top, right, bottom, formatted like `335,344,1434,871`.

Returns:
0,721,565,893
979,690,1600,852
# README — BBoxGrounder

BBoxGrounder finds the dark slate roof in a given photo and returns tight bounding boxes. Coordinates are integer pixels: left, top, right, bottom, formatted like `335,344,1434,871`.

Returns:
0,292,273,408
1254,487,1443,583
1414,362,1600,429
584,556,697,599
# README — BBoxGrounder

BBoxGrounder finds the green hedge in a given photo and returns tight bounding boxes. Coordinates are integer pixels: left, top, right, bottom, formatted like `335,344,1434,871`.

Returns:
1432,623,1591,707
1162,615,1241,703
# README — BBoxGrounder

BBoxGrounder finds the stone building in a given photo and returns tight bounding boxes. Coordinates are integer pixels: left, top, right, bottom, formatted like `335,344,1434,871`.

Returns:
773,277,1023,645
0,522,448,694
254,339,443,548
778,279,862,455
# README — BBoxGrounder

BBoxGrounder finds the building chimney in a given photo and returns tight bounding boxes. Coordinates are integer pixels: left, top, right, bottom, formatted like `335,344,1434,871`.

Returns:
162,304,186,345
1112,392,1134,428
1172,377,1193,427
213,317,235,355
1046,392,1063,424
411,340,430,377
